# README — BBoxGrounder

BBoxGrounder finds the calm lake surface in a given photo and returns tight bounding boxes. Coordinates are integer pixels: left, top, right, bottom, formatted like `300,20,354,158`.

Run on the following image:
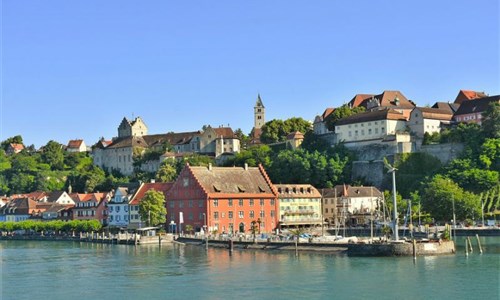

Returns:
1,238,499,300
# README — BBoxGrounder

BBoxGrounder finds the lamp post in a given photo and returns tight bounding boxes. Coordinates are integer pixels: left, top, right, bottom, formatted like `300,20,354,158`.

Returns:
203,213,207,234
389,167,399,241
452,194,456,239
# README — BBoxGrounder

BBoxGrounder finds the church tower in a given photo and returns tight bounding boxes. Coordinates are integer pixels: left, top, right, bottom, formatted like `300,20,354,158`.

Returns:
254,94,265,129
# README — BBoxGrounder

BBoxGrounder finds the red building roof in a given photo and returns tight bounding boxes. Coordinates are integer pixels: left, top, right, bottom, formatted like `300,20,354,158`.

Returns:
129,182,173,205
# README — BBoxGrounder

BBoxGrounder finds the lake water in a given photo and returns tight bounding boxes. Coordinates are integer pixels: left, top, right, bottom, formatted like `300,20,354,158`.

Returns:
1,237,499,300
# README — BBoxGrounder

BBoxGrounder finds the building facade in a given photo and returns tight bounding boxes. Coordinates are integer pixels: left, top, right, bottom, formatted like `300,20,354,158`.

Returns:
166,164,278,235
274,184,322,228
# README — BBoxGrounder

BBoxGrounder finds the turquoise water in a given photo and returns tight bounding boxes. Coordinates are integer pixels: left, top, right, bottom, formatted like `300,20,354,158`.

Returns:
1,238,499,300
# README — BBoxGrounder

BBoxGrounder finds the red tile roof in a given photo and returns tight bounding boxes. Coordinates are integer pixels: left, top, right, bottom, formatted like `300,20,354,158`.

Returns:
213,127,236,138
349,94,375,108
415,107,454,121
454,90,488,104
187,165,276,198
322,108,335,120
129,182,174,205
335,108,407,126
67,139,84,149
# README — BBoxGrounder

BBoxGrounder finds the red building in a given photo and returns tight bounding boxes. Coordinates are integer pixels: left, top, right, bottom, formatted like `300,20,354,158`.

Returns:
71,192,111,224
166,164,278,234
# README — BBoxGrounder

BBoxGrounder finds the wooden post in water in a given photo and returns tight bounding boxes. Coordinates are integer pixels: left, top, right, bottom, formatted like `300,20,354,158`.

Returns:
229,239,234,254
475,234,483,254
465,238,469,257
412,239,417,261
205,236,208,250
295,238,298,257
467,237,473,253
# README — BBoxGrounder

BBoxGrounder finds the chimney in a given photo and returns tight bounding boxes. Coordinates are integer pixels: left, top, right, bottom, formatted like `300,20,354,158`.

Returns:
208,163,212,171
244,163,248,170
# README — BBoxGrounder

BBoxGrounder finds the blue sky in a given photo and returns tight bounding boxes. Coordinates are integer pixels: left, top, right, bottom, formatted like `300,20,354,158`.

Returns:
1,0,499,148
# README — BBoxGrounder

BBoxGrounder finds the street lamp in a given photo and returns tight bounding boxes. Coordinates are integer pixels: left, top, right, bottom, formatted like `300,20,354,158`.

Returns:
203,213,207,235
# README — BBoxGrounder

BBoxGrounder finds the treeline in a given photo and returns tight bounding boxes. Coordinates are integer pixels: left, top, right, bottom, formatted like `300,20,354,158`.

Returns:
0,138,130,195
0,219,102,233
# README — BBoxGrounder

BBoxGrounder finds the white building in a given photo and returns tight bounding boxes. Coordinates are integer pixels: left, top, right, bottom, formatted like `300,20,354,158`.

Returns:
407,107,453,138
108,187,135,227
335,109,408,147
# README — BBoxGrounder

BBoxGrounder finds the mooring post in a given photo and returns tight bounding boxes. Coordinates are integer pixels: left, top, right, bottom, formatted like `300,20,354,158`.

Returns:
465,238,469,257
467,237,473,253
413,239,417,261
475,234,483,254
295,238,298,257
229,239,234,254
205,236,208,250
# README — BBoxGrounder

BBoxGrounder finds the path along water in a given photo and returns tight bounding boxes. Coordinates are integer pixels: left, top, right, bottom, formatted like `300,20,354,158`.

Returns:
1,237,499,300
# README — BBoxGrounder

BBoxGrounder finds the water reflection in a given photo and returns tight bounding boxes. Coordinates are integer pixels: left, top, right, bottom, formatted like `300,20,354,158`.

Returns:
1,239,499,300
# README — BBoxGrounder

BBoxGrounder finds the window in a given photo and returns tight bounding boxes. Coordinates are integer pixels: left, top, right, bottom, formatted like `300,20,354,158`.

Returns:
199,213,203,220
188,200,193,208
124,206,128,212
228,199,233,206
214,212,219,219
239,199,243,206
270,210,275,218
348,131,352,137
239,211,244,218
116,215,120,221
179,201,184,208
198,200,203,208
110,206,114,212
375,128,379,134
213,199,218,207
188,212,193,220
170,202,175,208
250,210,255,218
270,199,275,206
260,210,265,218
116,206,120,212
125,215,128,221
229,211,233,219
260,199,264,206
325,208,329,213
249,199,254,206
368,128,372,134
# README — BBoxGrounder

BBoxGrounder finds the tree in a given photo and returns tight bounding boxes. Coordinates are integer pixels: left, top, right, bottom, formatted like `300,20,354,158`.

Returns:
155,160,177,182
234,128,251,150
139,189,167,226
1,135,23,151
260,117,312,144
421,175,481,221
42,140,64,170
325,105,365,131
481,102,500,139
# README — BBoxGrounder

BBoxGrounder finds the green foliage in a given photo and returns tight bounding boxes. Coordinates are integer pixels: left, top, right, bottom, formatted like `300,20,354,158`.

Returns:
234,128,251,150
41,140,65,170
260,117,312,144
155,160,178,182
268,149,349,188
422,132,440,145
0,135,23,151
0,220,102,233
325,105,365,131
421,175,481,221
481,101,500,139
225,145,273,168
139,189,167,226
393,153,442,198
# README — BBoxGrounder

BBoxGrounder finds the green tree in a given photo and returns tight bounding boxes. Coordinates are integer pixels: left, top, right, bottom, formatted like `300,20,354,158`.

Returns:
325,105,365,131
1,135,23,151
234,128,251,150
42,140,65,170
481,101,500,139
421,175,481,221
260,117,312,144
139,189,167,226
155,160,177,182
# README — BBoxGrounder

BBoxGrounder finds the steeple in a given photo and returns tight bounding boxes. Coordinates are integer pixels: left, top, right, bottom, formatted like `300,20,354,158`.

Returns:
254,94,265,129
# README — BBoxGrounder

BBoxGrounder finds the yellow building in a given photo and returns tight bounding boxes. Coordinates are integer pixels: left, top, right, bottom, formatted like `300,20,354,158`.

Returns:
275,184,322,228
